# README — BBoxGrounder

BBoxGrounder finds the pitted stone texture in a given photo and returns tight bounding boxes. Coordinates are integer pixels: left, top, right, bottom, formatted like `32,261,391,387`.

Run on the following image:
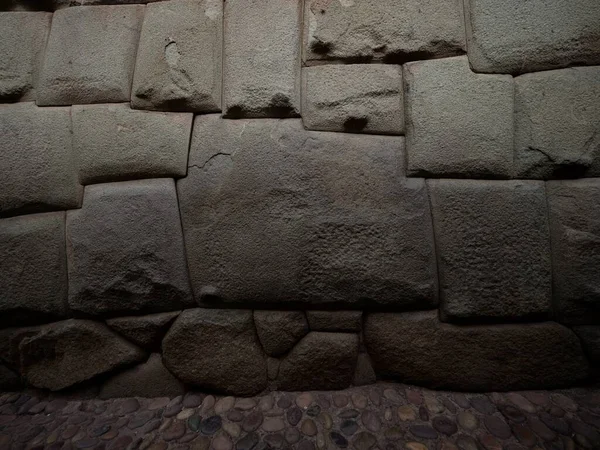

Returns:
0,212,68,327
277,332,359,391
364,311,590,391
547,179,600,325
72,104,192,184
306,311,362,332
37,5,144,105
465,0,600,74
428,179,552,323
19,319,146,391
514,67,600,179
0,103,81,217
162,309,267,396
404,56,513,178
254,311,309,357
178,116,437,309
131,0,222,112
0,12,51,102
573,327,600,367
66,179,193,317
106,311,180,351
223,0,300,117
301,64,403,135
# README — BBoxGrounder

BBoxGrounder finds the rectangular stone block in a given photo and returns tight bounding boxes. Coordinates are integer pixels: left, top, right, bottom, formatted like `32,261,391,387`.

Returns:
428,179,552,323
72,104,193,185
301,64,403,135
223,0,301,118
404,56,513,178
37,5,144,105
131,0,222,112
514,67,600,179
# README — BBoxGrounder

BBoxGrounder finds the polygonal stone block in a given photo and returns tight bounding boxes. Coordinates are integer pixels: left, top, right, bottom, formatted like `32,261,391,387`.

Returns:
131,0,222,112
428,179,552,323
404,56,513,178
37,5,144,105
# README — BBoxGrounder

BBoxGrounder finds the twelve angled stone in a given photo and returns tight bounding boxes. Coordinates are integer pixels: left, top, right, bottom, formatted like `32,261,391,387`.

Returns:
106,311,180,351
253,311,309,357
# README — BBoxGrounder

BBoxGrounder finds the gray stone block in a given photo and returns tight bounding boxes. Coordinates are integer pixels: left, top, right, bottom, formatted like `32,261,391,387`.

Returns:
547,179,600,325
106,311,180,351
404,56,513,178
72,104,192,184
37,5,144,105
306,311,362,332
223,0,301,117
428,179,552,322
303,0,465,64
66,178,194,316
0,12,51,102
465,0,600,74
514,67,600,179
178,116,438,309
131,0,222,112
0,103,81,217
301,64,403,135
253,311,309,357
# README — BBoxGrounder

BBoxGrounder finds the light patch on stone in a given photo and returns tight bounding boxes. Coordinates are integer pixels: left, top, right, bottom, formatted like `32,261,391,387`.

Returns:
338,0,355,6
165,40,180,68
205,0,221,21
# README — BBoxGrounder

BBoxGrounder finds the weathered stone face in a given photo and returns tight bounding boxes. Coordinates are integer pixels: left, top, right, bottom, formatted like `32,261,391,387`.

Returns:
106,311,180,351
253,311,309,357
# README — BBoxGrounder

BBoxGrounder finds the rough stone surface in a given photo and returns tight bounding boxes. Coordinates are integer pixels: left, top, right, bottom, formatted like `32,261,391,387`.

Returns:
178,116,437,309
306,311,362,332
72,104,193,184
131,0,222,112
428,179,552,322
574,327,600,366
0,103,81,217
162,309,267,396
253,311,309,357
301,64,403,135
465,0,600,73
66,179,193,316
303,0,465,63
223,0,300,117
404,56,513,178
514,67,600,179
364,311,590,391
37,5,144,105
353,353,377,387
106,311,180,351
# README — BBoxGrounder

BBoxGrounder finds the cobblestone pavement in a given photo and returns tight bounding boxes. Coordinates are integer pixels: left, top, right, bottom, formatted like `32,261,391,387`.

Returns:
1,383,599,450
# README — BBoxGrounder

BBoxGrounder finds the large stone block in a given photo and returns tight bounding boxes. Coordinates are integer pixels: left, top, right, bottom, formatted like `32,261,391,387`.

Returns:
253,311,309,357
0,12,51,102
131,0,222,112
514,67,600,179
303,0,465,64
428,179,552,322
364,311,590,391
573,327,600,367
0,103,81,217
0,212,68,327
404,56,513,178
306,311,362,332
465,0,600,74
37,5,144,105
178,116,438,309
547,179,600,325
72,104,192,184
223,0,301,117
162,309,267,396
66,179,194,316
106,311,180,351
301,64,403,135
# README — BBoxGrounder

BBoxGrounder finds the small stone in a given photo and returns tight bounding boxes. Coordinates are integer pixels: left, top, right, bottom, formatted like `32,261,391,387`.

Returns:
183,393,204,409
406,390,423,405
119,398,140,415
479,434,502,450
424,394,444,414
148,442,168,450
352,431,377,450
470,396,496,415
398,405,416,421
405,444,427,450
458,412,478,431
330,431,348,448
456,435,479,450
507,393,536,413
243,411,263,432
258,396,274,412
453,394,471,409
213,434,233,450
383,389,401,403
410,424,438,439
178,409,195,420
215,397,235,414
148,397,170,411
164,403,183,418
384,408,392,421
76,438,99,449
550,406,566,417
339,409,360,419
419,406,429,421
46,399,68,413
62,425,80,440
263,417,285,432
484,416,512,439
287,407,303,426
351,393,368,409
319,412,333,430
285,427,300,444
235,398,257,411
236,432,259,450
499,405,526,423
301,419,317,436
188,415,202,433
361,411,381,432
91,424,111,437
432,416,458,436
264,434,286,449
551,394,578,412
442,398,457,414
307,404,321,417
340,420,359,436
384,427,403,441
296,393,314,409
160,418,174,432
316,432,326,450
223,422,241,438
201,395,216,414
200,415,222,435
142,419,162,434
109,435,133,450
512,423,537,447
298,441,316,450
277,396,292,409
524,392,550,407
333,394,349,408
191,437,211,450
368,390,381,406
228,410,244,422
163,421,187,441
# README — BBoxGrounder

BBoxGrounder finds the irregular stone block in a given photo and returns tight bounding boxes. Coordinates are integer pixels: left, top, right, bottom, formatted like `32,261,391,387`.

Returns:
364,311,590,391
223,0,300,117
404,56,513,178
131,0,222,112
72,104,192,184
253,311,309,357
547,179,600,325
303,0,465,64
162,309,267,396
19,319,146,391
106,311,180,351
0,364,20,390
0,212,68,327
573,327,600,367
0,326,40,369
0,103,81,217
0,12,51,101
514,67,600,179
178,116,438,309
301,64,403,135
465,0,600,73
66,179,194,316
306,311,362,332
37,5,144,105
428,179,552,322
353,353,376,387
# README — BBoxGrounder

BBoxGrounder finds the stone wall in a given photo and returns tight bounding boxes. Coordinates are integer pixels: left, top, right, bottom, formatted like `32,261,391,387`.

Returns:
0,0,599,397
